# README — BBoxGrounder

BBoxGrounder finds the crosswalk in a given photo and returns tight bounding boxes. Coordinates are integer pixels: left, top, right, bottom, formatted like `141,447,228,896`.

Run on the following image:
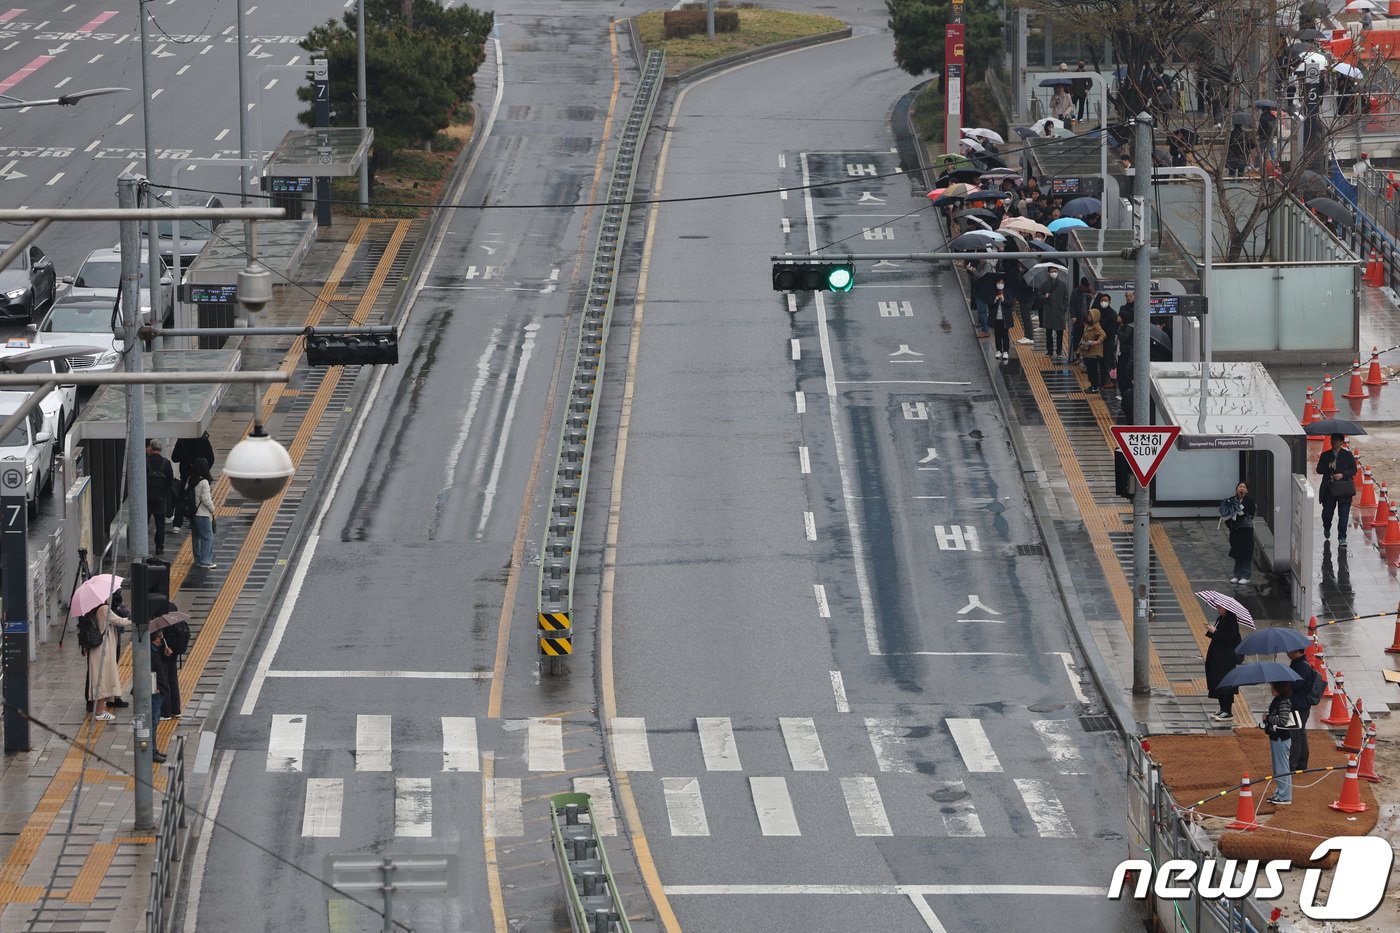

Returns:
259,713,1101,842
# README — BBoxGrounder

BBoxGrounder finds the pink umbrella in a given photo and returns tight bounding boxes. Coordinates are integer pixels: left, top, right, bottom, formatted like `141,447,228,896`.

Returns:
70,574,124,617
1195,590,1256,628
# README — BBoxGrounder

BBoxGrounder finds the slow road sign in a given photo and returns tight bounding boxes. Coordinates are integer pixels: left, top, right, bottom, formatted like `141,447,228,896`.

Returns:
1110,425,1182,487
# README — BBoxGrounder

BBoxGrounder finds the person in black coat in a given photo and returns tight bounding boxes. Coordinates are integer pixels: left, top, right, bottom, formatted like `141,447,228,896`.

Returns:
172,431,216,530
148,588,182,718
145,440,175,556
1317,435,1357,546
1285,648,1317,770
1205,610,1244,722
1225,481,1256,584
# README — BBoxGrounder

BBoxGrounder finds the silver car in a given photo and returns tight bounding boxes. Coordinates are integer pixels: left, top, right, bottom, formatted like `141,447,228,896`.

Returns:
0,394,54,518
63,246,173,326
32,294,124,372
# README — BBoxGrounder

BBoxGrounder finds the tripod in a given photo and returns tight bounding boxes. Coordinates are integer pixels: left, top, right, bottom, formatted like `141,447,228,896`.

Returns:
57,547,91,649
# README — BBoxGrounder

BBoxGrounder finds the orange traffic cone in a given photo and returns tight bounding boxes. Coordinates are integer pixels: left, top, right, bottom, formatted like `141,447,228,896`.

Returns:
1227,772,1260,830
1343,361,1368,399
1302,387,1320,426
1365,346,1388,386
1308,635,1325,671
1353,455,1365,493
1322,672,1351,725
1361,467,1378,507
1320,375,1339,413
1383,506,1400,546
1384,602,1400,654
1330,755,1368,813
1367,484,1391,528
1339,699,1365,753
1365,249,1386,287
1359,729,1381,782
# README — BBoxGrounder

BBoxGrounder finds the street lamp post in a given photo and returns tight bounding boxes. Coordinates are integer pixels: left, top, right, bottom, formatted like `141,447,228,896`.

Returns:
1132,113,1156,696
357,0,370,208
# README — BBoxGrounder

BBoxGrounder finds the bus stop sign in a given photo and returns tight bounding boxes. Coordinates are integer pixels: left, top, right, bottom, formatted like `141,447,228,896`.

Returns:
1111,425,1181,487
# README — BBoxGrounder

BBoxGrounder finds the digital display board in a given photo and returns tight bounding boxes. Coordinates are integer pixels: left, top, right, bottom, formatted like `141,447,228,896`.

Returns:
187,284,239,304
268,176,314,193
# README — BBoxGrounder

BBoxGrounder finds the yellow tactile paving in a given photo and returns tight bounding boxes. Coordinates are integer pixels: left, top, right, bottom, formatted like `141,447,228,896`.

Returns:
66,843,117,903
0,220,412,912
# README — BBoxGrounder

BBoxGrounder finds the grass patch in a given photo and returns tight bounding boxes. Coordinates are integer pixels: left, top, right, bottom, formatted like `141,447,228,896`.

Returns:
333,117,472,219
636,6,845,75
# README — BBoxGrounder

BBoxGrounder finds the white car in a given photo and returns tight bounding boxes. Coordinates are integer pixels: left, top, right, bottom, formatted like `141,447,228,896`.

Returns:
0,392,54,518
0,343,85,440
31,295,124,372
62,246,173,325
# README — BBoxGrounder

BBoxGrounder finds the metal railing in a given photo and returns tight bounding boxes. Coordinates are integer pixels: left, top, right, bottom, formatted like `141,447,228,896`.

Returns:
549,792,632,933
1341,166,1400,293
146,734,188,933
1124,737,1275,933
535,50,665,668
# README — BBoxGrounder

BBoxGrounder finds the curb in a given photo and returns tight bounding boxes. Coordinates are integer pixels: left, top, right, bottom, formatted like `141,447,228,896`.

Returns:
622,18,853,83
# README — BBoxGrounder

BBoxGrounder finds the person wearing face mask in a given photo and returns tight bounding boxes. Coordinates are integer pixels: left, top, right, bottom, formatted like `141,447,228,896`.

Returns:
1079,303,1107,392
988,278,1014,360
1097,294,1118,388
1038,267,1069,361
1021,269,1053,346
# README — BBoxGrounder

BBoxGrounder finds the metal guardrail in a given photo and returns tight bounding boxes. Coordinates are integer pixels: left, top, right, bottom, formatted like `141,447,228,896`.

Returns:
146,734,188,933
535,49,665,668
1342,167,1400,293
1124,736,1276,933
549,792,632,933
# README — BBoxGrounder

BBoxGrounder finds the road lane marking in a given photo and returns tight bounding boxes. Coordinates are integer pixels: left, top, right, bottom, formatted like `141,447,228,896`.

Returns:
263,668,492,679
1032,720,1085,774
528,717,565,771
835,379,971,386
935,780,983,837
779,717,828,771
946,719,1002,772
356,714,392,772
0,55,54,95
116,112,132,124
662,778,709,836
442,717,479,772
865,718,913,772
176,64,189,75
609,717,653,772
88,54,101,64
180,751,233,933
799,445,810,473
301,778,343,837
830,671,849,712
45,172,62,186
1052,651,1091,705
790,337,801,360
76,10,117,32
795,390,805,412
266,714,305,772
215,128,229,141
150,88,162,99
778,153,785,168
750,777,800,836
814,584,830,617
697,717,741,770
779,186,788,200
573,777,618,835
841,776,892,836
804,511,816,540
1014,778,1075,837
476,322,537,536
909,893,950,933
395,778,433,837
54,76,70,88
486,776,523,837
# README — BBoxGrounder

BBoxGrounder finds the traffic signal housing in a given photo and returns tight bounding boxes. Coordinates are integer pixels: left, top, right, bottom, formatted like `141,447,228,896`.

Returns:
304,331,400,366
772,261,855,293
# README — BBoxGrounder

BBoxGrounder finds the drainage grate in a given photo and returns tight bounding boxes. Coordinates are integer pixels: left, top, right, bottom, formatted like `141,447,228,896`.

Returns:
1079,714,1116,733
1016,544,1045,556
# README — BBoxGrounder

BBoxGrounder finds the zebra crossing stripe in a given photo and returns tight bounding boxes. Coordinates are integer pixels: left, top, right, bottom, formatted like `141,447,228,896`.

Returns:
946,719,1003,773
356,714,392,771
267,714,306,772
1032,720,1086,774
1014,779,1075,838
840,776,892,836
442,717,479,772
528,717,565,772
696,717,741,771
935,780,984,837
572,777,617,836
301,778,343,837
750,777,800,836
662,777,710,836
609,717,653,772
395,778,433,838
864,718,914,773
486,778,523,837
779,717,829,771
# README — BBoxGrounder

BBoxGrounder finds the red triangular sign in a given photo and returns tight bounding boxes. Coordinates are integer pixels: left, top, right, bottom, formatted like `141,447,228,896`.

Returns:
1111,425,1182,487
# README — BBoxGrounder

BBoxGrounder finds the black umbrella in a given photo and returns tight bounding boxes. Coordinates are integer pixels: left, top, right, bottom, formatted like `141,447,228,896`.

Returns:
953,207,999,224
1027,239,1057,252
1287,41,1310,57
946,231,1003,251
1040,76,1074,88
1232,110,1254,126
1256,98,1278,109
962,190,1010,203
1062,196,1102,218
1296,170,1330,200
1306,418,1367,436
1306,197,1353,227
1297,27,1319,41
1148,324,1172,359
1013,126,1039,140
937,168,984,186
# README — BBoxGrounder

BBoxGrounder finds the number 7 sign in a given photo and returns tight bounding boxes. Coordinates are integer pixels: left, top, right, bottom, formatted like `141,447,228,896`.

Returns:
1110,425,1182,487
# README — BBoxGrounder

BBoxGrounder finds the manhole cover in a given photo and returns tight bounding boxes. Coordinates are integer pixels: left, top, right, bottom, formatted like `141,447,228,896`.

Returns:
1028,703,1066,713
930,787,970,803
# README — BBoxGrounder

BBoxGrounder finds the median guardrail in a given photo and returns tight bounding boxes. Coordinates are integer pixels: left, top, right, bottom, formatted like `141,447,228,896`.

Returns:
549,792,631,933
536,49,665,670
146,734,188,933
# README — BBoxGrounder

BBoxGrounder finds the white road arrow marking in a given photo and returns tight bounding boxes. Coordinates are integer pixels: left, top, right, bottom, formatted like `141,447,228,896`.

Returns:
152,43,174,58
47,42,68,55
479,243,497,255
539,267,559,294
918,447,939,464
249,46,272,59
858,191,885,203
957,595,999,615
890,344,923,357
0,161,26,181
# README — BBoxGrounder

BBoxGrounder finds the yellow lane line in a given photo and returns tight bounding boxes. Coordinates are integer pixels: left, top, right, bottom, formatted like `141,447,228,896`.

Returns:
482,752,508,933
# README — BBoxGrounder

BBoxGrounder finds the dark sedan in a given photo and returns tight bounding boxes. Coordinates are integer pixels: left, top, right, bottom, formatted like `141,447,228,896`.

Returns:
0,243,57,323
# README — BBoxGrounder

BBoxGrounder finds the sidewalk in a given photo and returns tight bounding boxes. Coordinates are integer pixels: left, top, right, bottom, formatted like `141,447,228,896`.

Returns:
0,218,420,931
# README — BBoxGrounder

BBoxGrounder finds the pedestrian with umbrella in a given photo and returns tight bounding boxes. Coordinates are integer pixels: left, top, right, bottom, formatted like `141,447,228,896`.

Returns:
1262,680,1297,804
73,574,130,722
1317,433,1357,547
1221,481,1257,584
1197,592,1250,723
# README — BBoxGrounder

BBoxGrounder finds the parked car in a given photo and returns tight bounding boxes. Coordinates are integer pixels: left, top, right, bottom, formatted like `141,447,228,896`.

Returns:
0,343,85,441
147,194,222,274
31,294,124,373
0,392,54,517
62,245,173,325
0,242,57,323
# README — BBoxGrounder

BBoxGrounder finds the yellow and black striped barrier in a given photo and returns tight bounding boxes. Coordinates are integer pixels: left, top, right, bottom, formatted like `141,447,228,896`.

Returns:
538,611,571,632
539,634,573,656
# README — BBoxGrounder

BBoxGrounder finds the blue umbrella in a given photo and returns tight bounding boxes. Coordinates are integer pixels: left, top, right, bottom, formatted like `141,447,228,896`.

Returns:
1216,661,1303,690
1237,627,1311,656
1061,196,1102,218
1047,217,1089,233
1040,76,1073,88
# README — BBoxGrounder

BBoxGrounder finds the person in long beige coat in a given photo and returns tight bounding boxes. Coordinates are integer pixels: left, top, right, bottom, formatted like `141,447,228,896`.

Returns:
86,603,129,721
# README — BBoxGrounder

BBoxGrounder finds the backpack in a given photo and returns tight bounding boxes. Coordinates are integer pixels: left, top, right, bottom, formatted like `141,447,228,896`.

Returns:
1307,667,1327,707
77,612,103,651
163,619,192,655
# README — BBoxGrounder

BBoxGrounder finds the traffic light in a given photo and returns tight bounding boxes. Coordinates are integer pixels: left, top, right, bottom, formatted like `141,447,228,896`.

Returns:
305,331,400,366
772,261,855,293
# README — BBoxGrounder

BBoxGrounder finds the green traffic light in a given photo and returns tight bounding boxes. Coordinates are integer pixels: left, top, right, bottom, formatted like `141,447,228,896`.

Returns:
826,264,854,292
